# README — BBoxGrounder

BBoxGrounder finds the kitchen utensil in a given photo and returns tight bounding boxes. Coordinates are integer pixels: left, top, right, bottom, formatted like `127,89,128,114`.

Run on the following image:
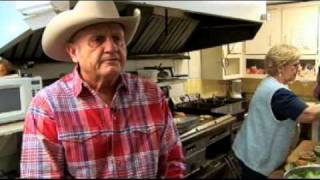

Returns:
156,63,169,79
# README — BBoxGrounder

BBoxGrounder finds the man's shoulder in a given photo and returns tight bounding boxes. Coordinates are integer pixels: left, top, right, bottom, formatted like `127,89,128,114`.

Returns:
37,74,73,97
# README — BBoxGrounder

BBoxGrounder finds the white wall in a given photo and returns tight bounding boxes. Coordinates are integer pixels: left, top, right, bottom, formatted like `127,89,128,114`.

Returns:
17,59,190,97
18,59,190,80
125,59,190,75
125,59,189,97
19,62,73,80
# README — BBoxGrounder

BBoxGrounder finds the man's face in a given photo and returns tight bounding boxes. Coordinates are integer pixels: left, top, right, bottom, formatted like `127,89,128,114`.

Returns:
67,23,127,81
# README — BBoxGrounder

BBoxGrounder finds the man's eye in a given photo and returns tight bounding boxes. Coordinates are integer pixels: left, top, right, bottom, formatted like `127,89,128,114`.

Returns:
113,36,123,43
94,35,106,44
88,35,106,48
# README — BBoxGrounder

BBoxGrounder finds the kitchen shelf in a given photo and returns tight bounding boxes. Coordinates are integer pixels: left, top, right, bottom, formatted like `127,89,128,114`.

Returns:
244,55,318,62
225,54,242,59
242,74,317,81
244,55,265,60
296,76,316,82
221,74,242,80
0,121,23,136
242,74,267,79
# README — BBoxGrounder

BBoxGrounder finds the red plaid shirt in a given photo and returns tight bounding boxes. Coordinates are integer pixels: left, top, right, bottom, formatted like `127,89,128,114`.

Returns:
20,68,185,178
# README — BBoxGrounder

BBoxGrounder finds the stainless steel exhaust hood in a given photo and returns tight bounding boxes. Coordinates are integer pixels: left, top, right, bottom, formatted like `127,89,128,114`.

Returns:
125,1,265,59
0,1,265,62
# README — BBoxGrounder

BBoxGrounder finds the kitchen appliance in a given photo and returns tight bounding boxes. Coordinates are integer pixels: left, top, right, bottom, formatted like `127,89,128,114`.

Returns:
0,1,265,62
173,94,245,116
30,76,43,97
180,114,237,178
0,76,42,124
174,115,199,134
0,77,32,124
172,93,246,178
230,79,242,99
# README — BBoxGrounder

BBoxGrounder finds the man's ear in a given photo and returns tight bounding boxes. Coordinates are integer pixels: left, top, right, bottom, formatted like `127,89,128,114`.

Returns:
66,44,78,63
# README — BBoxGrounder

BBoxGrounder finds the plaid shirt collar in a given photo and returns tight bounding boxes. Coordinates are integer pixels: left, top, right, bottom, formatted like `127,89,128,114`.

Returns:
71,65,130,97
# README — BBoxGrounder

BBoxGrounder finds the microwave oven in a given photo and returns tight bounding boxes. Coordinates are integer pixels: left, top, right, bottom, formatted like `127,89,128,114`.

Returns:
0,76,42,124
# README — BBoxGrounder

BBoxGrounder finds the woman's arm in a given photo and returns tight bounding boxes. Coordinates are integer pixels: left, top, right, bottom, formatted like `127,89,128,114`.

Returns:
297,104,320,124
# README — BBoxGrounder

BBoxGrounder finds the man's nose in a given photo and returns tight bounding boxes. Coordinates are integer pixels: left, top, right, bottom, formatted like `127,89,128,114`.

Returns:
102,38,118,52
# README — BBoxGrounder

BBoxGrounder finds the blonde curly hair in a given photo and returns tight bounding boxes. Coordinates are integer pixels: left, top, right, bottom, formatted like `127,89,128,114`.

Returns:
265,44,301,76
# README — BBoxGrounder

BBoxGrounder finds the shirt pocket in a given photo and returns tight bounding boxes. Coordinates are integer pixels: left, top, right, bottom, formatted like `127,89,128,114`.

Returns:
130,125,164,152
59,130,101,142
58,128,109,163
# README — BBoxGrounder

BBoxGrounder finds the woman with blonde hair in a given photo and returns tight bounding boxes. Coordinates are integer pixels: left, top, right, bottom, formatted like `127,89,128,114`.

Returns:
232,44,320,179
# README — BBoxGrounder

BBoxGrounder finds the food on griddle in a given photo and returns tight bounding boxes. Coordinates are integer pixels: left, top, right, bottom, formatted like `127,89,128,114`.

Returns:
299,151,317,162
174,112,187,118
293,159,308,167
173,117,184,124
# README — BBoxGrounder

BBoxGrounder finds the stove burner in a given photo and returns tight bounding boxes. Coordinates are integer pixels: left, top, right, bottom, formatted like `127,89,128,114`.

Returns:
174,96,244,115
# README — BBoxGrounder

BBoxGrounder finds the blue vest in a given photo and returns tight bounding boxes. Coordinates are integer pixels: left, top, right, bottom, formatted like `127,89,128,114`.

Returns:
232,76,298,176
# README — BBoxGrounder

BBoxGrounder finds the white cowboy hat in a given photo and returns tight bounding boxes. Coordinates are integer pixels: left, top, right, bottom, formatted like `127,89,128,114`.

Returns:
42,1,141,61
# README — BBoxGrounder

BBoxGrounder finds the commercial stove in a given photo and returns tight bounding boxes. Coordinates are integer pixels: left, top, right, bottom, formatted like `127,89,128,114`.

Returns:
177,114,238,178
172,94,245,178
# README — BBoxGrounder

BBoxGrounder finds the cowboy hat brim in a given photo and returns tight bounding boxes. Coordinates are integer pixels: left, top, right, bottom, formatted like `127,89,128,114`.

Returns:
42,9,140,62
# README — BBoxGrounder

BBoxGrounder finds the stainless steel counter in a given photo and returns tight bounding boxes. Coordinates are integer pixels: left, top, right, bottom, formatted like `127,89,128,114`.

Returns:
0,121,23,136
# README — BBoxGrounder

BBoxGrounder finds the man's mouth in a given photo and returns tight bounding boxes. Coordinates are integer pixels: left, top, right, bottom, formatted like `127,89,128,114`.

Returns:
102,57,117,62
100,60,120,67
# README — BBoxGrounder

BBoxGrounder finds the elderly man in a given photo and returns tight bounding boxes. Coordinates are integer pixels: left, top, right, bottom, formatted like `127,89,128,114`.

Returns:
20,1,185,178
